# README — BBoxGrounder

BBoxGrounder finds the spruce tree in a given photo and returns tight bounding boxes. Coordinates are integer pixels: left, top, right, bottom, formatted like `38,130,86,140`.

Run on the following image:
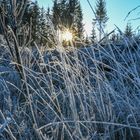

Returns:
52,0,84,42
39,7,47,45
95,0,108,40
60,0,67,25
67,0,76,27
52,0,60,30
85,35,90,44
29,0,40,41
91,22,96,43
75,2,84,40
22,1,31,25
124,23,133,38
46,6,58,48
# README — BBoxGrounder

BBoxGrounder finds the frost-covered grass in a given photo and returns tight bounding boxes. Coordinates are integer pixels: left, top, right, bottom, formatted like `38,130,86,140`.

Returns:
0,34,140,139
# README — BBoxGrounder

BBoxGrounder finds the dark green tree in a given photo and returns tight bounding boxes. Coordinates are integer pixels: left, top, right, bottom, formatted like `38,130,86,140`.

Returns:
124,23,133,38
91,22,96,43
46,6,57,48
85,35,90,44
30,0,40,41
52,0,61,30
52,0,84,42
22,1,32,25
75,2,84,40
21,0,40,41
39,7,47,45
67,0,76,27
95,0,108,40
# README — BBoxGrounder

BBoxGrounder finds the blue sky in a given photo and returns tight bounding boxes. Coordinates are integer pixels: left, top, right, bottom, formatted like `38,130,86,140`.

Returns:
36,0,140,36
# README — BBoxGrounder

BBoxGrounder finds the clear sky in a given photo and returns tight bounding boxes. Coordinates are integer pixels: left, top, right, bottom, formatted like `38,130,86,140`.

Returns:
36,0,140,36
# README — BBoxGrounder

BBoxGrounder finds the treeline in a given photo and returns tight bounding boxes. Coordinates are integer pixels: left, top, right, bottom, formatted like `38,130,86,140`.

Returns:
0,0,137,47
90,0,135,43
0,0,53,46
52,0,84,40
0,0,85,47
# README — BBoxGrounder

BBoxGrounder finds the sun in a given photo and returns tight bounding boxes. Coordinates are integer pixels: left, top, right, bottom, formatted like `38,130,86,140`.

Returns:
62,30,73,42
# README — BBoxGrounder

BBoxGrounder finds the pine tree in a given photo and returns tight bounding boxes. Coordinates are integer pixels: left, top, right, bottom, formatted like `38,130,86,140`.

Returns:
67,0,76,27
85,35,90,44
61,0,68,26
22,1,31,25
75,2,84,40
124,23,133,38
95,0,108,40
52,0,84,42
91,22,96,43
39,7,47,45
52,0,70,29
47,7,50,16
52,0,60,30
29,0,40,41
46,6,58,48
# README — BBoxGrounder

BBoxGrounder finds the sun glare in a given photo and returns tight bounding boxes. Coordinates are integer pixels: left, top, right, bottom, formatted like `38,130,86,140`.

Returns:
62,30,73,41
